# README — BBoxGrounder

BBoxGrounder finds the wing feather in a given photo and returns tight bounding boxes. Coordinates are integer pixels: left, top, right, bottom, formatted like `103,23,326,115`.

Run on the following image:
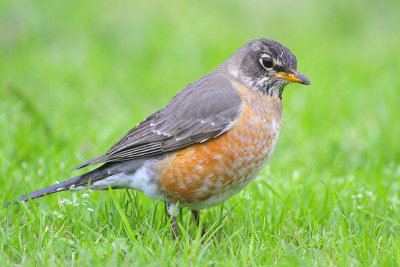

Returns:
72,71,242,170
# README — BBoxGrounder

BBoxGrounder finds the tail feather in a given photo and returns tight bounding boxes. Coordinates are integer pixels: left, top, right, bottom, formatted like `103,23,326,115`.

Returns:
3,175,83,208
3,161,137,208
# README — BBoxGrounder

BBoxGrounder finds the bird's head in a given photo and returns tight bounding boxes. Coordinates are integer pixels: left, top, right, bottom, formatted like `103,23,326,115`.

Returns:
226,38,310,98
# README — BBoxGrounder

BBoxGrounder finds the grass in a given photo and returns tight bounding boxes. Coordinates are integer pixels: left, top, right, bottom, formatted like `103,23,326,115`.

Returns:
1,0,400,265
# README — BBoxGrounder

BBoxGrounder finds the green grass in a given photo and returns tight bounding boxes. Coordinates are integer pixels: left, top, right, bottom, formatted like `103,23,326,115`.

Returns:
1,0,400,265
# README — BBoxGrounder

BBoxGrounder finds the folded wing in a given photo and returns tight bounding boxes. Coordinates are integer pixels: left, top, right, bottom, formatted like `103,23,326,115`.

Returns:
73,72,242,170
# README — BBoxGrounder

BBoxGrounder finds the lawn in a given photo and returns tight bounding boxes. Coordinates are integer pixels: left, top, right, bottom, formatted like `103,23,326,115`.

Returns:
1,0,400,265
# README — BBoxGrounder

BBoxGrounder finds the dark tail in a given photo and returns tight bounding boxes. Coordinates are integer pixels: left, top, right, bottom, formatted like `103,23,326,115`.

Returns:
3,175,83,208
3,161,127,208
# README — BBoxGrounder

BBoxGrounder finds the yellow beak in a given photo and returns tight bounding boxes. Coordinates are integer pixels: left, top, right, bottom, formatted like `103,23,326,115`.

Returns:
275,71,310,85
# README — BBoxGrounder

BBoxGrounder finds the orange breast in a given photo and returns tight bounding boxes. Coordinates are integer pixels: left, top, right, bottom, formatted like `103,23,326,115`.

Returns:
158,83,282,207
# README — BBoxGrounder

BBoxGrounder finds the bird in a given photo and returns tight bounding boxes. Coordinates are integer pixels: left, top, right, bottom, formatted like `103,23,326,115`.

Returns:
4,38,310,238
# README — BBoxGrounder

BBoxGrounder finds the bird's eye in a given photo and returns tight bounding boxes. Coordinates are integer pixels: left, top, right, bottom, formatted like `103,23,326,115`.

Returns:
260,56,274,69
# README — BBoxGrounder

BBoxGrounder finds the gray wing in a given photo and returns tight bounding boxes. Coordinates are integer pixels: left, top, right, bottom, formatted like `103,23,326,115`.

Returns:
72,71,242,170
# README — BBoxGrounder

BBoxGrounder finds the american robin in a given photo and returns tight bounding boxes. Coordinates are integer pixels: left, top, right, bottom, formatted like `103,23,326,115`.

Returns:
4,39,310,238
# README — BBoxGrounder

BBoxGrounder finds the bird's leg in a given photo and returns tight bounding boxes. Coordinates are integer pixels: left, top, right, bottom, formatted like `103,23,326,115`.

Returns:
166,202,180,239
192,210,205,237
192,210,200,226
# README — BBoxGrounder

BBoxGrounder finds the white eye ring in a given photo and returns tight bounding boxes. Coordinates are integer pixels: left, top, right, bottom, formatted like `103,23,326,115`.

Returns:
259,54,274,70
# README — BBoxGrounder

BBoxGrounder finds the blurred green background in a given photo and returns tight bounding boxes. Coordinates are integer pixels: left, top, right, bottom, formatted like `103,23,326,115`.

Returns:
1,0,400,265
